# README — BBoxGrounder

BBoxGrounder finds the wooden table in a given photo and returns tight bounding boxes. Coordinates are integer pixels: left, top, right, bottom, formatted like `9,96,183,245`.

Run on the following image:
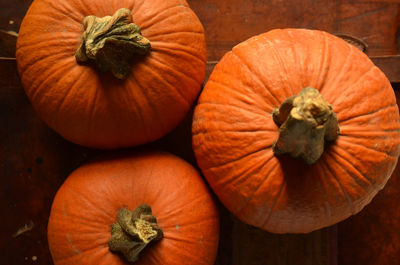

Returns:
1,1,400,264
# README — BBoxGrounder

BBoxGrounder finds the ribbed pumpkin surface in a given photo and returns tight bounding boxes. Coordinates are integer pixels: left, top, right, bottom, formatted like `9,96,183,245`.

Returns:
48,151,219,265
16,0,205,148
192,28,400,233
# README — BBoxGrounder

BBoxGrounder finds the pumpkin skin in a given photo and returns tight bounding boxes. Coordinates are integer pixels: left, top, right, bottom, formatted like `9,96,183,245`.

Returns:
16,0,206,149
192,28,400,233
47,151,219,264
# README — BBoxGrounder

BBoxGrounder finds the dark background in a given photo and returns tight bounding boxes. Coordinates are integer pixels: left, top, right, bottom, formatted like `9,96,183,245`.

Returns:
1,0,400,264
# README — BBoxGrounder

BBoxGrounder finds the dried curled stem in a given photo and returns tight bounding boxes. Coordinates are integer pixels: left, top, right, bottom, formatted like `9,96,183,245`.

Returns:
108,204,163,263
272,87,339,164
75,8,151,79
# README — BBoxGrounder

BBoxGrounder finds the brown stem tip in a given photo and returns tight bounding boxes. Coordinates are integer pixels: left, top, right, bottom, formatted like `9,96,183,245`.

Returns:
272,87,339,164
108,204,163,263
75,8,151,79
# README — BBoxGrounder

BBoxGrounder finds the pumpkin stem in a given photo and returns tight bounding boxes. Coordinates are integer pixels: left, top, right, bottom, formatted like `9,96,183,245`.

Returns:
272,87,339,164
75,8,151,79
108,204,163,263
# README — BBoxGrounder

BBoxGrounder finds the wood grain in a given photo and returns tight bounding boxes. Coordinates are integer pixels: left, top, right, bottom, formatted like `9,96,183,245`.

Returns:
188,0,399,60
0,0,399,264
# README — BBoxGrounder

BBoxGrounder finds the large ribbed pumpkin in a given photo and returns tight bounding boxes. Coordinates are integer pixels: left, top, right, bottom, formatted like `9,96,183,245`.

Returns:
192,28,400,233
48,151,219,265
16,0,206,149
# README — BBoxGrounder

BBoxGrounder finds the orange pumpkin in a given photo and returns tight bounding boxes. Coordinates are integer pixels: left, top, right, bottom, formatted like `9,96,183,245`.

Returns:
48,151,219,264
16,0,206,149
192,28,400,233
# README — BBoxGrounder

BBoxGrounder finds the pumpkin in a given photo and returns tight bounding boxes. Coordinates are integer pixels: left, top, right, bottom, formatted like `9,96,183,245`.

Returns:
16,0,206,149
48,151,219,264
192,28,400,233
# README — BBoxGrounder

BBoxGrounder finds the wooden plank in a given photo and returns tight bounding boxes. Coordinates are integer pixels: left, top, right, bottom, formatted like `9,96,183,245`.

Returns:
0,1,399,265
188,0,399,60
230,217,334,265
0,30,18,58
0,58,97,264
371,55,400,83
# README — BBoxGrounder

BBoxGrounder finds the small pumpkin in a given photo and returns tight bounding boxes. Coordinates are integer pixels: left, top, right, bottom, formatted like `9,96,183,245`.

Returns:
192,28,400,233
47,151,219,264
16,0,206,149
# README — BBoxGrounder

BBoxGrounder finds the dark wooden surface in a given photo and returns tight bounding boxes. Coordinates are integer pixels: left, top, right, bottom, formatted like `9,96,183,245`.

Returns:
1,1,400,264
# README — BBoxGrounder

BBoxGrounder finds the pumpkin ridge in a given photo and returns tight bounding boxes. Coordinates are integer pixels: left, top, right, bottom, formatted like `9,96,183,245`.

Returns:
330,149,374,193
197,101,268,119
219,151,271,190
85,81,99,146
338,138,399,159
162,215,219,230
314,163,333,225
18,36,78,54
151,43,206,64
235,157,280,217
345,62,377,94
160,240,206,264
203,158,274,214
28,57,75,103
261,33,295,96
162,234,197,244
139,61,191,106
201,149,271,190
197,128,275,134
324,65,375,109
51,211,107,231
260,178,287,229
340,135,400,159
157,192,216,221
340,129,400,138
131,0,145,15
322,45,354,107
230,51,281,106
149,54,200,87
338,140,399,182
201,142,269,172
127,73,167,134
328,146,376,189
287,30,317,89
34,0,83,25
149,49,205,88
192,118,276,134
64,236,108,256
63,184,114,220
147,30,204,39
206,71,275,113
53,67,87,127
319,156,355,215
338,102,397,123
118,76,151,144
135,4,188,30
52,245,107,264
18,52,73,87
315,31,330,92
204,79,269,112
324,150,381,213
193,132,275,173
285,30,308,91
